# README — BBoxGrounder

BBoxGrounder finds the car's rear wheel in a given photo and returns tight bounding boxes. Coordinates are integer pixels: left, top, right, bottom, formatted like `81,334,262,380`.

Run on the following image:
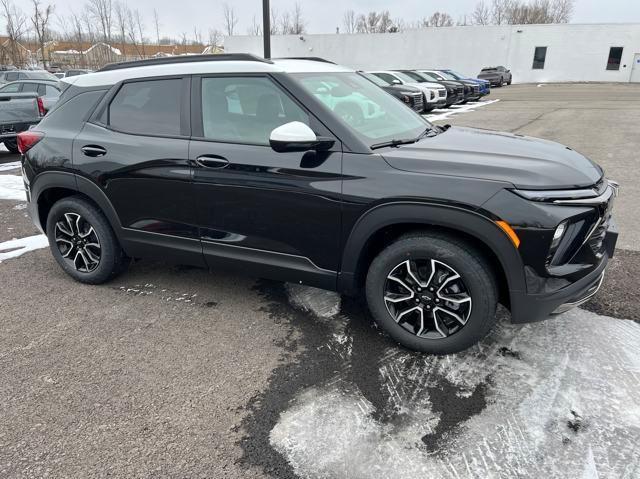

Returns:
3,138,19,154
365,233,498,354
46,196,128,284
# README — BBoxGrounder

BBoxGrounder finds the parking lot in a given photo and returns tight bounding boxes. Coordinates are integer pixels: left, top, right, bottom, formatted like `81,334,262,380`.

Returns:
1,83,639,478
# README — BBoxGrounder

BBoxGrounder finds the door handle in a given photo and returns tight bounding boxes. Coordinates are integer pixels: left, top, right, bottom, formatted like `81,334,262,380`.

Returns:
81,145,107,157
195,155,229,169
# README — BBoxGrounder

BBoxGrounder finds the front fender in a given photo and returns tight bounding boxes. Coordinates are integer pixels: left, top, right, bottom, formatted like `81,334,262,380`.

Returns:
338,201,526,298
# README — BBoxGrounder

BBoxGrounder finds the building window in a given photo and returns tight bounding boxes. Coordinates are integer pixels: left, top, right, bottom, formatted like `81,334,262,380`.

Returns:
532,47,547,70
606,47,624,71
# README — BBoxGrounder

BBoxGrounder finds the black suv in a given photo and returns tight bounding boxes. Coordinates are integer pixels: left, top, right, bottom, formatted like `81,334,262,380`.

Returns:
20,55,618,354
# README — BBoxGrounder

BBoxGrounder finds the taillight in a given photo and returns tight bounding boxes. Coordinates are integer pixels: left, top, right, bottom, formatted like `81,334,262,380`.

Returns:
17,131,44,154
36,96,46,116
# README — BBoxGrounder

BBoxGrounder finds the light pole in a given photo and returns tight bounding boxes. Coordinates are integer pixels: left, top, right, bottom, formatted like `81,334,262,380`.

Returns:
262,0,271,58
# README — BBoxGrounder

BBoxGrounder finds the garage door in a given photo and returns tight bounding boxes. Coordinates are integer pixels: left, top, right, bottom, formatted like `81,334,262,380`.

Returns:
631,54,640,83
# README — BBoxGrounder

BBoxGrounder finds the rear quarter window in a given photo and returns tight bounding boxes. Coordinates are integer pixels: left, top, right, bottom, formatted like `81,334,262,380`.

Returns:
38,89,106,132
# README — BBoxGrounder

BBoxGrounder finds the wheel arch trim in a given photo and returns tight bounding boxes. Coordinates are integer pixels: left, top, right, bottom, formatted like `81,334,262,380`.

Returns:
339,201,526,295
31,171,123,234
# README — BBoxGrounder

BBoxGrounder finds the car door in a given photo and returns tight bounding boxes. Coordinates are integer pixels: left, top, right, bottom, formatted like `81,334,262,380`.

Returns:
190,74,343,289
73,76,204,266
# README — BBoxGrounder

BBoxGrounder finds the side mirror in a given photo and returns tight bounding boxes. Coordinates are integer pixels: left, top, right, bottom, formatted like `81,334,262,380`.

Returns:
391,79,402,85
269,121,334,153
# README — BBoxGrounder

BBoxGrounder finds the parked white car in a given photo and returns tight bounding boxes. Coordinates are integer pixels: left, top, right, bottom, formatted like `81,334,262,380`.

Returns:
368,70,447,109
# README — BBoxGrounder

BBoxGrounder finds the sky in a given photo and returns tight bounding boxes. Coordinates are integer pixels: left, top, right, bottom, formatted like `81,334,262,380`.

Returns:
8,0,640,42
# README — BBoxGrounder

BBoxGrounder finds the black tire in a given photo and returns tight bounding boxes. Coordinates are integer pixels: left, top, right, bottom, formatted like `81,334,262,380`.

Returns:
365,232,498,354
507,79,512,85
4,138,19,154
46,196,128,284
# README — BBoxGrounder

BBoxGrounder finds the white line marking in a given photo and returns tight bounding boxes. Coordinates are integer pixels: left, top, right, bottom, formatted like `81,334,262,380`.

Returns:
425,99,500,122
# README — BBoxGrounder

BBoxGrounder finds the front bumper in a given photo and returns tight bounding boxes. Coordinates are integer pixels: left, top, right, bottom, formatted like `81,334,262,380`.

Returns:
509,220,618,323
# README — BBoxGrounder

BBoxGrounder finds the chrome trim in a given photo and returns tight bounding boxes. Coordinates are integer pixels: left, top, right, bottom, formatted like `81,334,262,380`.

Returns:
552,185,614,205
552,273,605,315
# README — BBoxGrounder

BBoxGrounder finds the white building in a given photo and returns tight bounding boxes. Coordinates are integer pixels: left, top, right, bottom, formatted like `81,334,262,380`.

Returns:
226,23,640,83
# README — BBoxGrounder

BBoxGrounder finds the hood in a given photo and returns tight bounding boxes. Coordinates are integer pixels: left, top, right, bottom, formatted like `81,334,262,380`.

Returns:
405,81,442,90
380,126,603,190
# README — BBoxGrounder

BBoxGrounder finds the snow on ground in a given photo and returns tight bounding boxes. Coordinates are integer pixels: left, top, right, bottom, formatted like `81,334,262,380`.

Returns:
425,99,500,122
273,286,640,479
0,174,26,201
0,161,21,172
0,234,48,263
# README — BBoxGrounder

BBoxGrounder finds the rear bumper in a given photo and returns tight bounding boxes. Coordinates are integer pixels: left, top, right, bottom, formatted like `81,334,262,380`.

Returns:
509,221,618,323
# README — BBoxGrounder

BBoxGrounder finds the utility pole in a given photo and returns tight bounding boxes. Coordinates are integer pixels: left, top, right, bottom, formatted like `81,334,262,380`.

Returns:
262,0,271,58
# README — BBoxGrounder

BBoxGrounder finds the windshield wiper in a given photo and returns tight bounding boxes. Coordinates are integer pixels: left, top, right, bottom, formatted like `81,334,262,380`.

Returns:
370,138,418,150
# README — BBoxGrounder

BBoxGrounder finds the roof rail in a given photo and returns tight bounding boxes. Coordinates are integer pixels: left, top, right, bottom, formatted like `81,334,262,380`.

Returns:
275,56,336,64
98,53,272,72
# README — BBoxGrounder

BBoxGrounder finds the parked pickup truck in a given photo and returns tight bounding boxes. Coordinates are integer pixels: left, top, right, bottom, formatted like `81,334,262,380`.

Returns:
0,92,45,153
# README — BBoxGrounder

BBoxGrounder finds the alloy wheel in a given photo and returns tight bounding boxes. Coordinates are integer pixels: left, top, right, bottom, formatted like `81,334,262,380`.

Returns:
383,259,472,339
54,212,101,272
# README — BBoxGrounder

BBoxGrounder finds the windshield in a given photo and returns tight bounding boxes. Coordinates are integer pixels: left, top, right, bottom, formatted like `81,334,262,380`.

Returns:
421,71,445,81
30,71,58,80
361,72,389,87
394,72,427,83
446,70,466,80
293,72,430,148
439,71,460,80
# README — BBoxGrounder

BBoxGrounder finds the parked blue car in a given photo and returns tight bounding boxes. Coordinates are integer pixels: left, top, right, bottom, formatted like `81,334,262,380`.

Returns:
439,69,491,97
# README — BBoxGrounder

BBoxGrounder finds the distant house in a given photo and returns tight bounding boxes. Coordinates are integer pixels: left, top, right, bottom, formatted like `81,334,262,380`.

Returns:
0,36,221,70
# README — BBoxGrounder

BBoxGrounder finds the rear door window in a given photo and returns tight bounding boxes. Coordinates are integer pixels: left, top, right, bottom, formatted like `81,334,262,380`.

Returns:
22,83,39,93
5,72,19,82
108,78,182,136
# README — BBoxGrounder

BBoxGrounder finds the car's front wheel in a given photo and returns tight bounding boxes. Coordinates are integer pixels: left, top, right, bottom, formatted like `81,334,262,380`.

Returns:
46,196,128,284
365,232,498,354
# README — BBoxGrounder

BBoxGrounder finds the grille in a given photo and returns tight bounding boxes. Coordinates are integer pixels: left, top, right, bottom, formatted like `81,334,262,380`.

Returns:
473,85,480,94
456,86,464,95
411,93,424,112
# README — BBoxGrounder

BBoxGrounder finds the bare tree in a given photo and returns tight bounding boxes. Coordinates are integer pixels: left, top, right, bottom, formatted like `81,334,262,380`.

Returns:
425,12,454,27
192,27,202,45
134,9,145,56
270,7,279,34
247,15,262,35
343,9,357,34
152,9,160,45
550,0,574,22
208,28,222,48
378,11,393,32
31,0,54,68
290,3,305,35
491,0,513,24
114,1,128,59
1,0,30,67
222,3,238,36
473,1,491,25
279,11,291,34
87,0,112,43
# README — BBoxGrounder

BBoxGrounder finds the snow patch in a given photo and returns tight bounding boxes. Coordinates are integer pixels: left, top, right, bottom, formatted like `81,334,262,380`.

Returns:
0,175,26,201
270,308,640,478
0,161,21,172
0,234,48,262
